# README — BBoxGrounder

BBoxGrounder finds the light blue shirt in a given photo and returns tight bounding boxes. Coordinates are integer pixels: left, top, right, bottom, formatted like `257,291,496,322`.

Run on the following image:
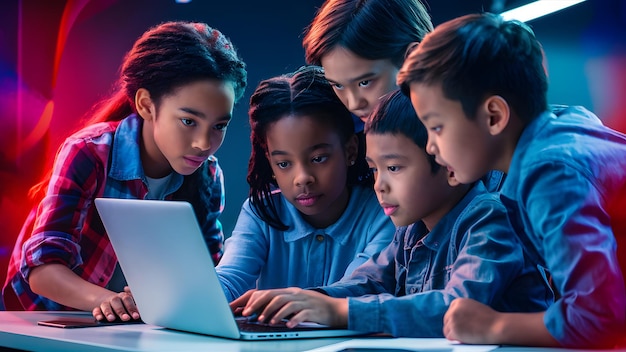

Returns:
216,185,395,302
319,181,552,337
500,105,626,348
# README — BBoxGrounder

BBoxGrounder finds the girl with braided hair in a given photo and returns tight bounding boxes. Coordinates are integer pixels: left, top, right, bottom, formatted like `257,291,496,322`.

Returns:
216,65,394,303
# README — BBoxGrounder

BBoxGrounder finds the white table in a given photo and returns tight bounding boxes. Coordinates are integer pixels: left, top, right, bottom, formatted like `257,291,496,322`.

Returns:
0,311,350,352
0,311,612,352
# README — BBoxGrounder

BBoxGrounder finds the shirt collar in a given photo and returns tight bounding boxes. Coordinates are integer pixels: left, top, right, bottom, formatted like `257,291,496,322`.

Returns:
283,186,366,244
422,181,488,251
108,114,182,190
513,109,554,164
108,114,144,181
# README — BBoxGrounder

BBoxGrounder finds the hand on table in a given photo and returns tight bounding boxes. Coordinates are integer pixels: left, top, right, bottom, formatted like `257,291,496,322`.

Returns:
92,286,140,322
443,297,500,344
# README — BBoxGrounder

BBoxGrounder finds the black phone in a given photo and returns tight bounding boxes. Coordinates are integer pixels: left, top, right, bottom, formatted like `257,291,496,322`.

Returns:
37,317,143,328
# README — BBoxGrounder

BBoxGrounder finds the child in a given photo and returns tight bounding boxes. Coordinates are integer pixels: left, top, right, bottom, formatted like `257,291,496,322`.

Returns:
303,0,433,127
229,89,552,337
303,0,504,192
1,21,247,322
216,66,395,302
397,12,626,348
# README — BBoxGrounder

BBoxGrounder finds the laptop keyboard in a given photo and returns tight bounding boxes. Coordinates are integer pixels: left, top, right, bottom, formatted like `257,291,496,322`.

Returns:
235,318,334,332
237,320,292,332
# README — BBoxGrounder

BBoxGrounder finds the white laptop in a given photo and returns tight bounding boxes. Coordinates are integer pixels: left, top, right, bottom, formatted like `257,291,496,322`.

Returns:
94,198,364,340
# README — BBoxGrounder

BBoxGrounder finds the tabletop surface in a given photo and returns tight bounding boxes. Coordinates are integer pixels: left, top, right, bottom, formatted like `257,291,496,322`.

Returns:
0,311,617,352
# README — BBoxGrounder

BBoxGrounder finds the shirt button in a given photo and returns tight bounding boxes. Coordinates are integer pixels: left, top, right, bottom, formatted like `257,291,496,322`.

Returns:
316,234,324,242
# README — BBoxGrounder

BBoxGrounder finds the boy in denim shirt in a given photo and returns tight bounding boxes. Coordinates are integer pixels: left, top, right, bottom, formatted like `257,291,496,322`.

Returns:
230,90,551,337
398,12,626,348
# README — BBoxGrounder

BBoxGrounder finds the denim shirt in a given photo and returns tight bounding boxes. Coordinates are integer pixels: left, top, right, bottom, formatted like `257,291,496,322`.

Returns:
320,181,552,337
500,105,626,348
104,114,184,199
216,185,395,302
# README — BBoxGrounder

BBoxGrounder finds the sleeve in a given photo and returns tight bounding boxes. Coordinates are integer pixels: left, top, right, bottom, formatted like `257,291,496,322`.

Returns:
522,161,626,348
346,198,531,337
20,137,106,280
341,200,396,279
215,199,270,302
323,227,403,298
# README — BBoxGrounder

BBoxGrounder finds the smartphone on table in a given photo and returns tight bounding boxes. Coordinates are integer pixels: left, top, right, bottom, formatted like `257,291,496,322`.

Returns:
38,316,143,328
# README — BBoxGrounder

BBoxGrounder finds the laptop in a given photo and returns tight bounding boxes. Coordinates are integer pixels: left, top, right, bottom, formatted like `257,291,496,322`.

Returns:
94,198,364,340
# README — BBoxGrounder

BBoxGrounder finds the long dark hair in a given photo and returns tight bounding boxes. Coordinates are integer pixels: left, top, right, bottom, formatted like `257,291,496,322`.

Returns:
303,0,433,67
247,65,371,230
88,21,247,124
29,21,247,229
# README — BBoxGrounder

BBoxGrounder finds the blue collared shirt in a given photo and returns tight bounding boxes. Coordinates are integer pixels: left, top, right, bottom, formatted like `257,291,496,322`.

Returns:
320,181,552,337
216,185,396,302
500,105,626,348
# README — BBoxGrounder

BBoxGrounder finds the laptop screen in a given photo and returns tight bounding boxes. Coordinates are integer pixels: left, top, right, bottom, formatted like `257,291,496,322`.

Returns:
95,198,363,340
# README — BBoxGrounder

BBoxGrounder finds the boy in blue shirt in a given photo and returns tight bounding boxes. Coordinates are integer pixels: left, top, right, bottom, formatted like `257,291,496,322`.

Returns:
397,12,626,348
230,89,551,337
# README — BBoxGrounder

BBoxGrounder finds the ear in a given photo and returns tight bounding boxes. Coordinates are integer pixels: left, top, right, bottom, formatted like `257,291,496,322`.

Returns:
404,41,420,60
345,134,359,166
135,88,156,121
481,95,510,136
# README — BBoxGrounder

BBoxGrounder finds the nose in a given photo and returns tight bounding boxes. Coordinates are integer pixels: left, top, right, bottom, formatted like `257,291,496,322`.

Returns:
345,90,366,113
426,137,438,156
373,173,388,195
294,164,314,187
193,133,211,152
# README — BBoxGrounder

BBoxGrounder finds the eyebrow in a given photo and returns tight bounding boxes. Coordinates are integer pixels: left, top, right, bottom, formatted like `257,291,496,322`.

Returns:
269,143,334,157
179,107,232,122
380,153,409,161
366,153,410,162
326,71,377,85
418,112,433,122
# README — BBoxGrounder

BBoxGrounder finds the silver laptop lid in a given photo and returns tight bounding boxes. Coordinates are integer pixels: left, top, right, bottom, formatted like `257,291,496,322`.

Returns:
95,198,241,339
96,198,363,340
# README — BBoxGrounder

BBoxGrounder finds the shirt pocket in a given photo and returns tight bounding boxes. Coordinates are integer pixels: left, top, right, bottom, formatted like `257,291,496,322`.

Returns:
394,261,409,296
422,264,453,291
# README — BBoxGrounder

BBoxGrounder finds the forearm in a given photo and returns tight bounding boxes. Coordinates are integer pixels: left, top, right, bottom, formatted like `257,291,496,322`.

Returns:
216,242,265,302
347,292,449,337
29,263,116,311
492,311,559,347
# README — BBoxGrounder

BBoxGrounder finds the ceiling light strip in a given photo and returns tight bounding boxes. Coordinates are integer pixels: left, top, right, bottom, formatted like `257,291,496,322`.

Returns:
500,0,587,22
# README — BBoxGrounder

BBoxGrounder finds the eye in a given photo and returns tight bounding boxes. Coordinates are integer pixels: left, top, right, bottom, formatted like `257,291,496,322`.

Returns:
181,118,196,127
331,83,344,90
214,122,229,132
276,161,290,169
312,155,329,164
388,165,402,172
369,167,378,174
358,80,371,87
430,126,442,133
